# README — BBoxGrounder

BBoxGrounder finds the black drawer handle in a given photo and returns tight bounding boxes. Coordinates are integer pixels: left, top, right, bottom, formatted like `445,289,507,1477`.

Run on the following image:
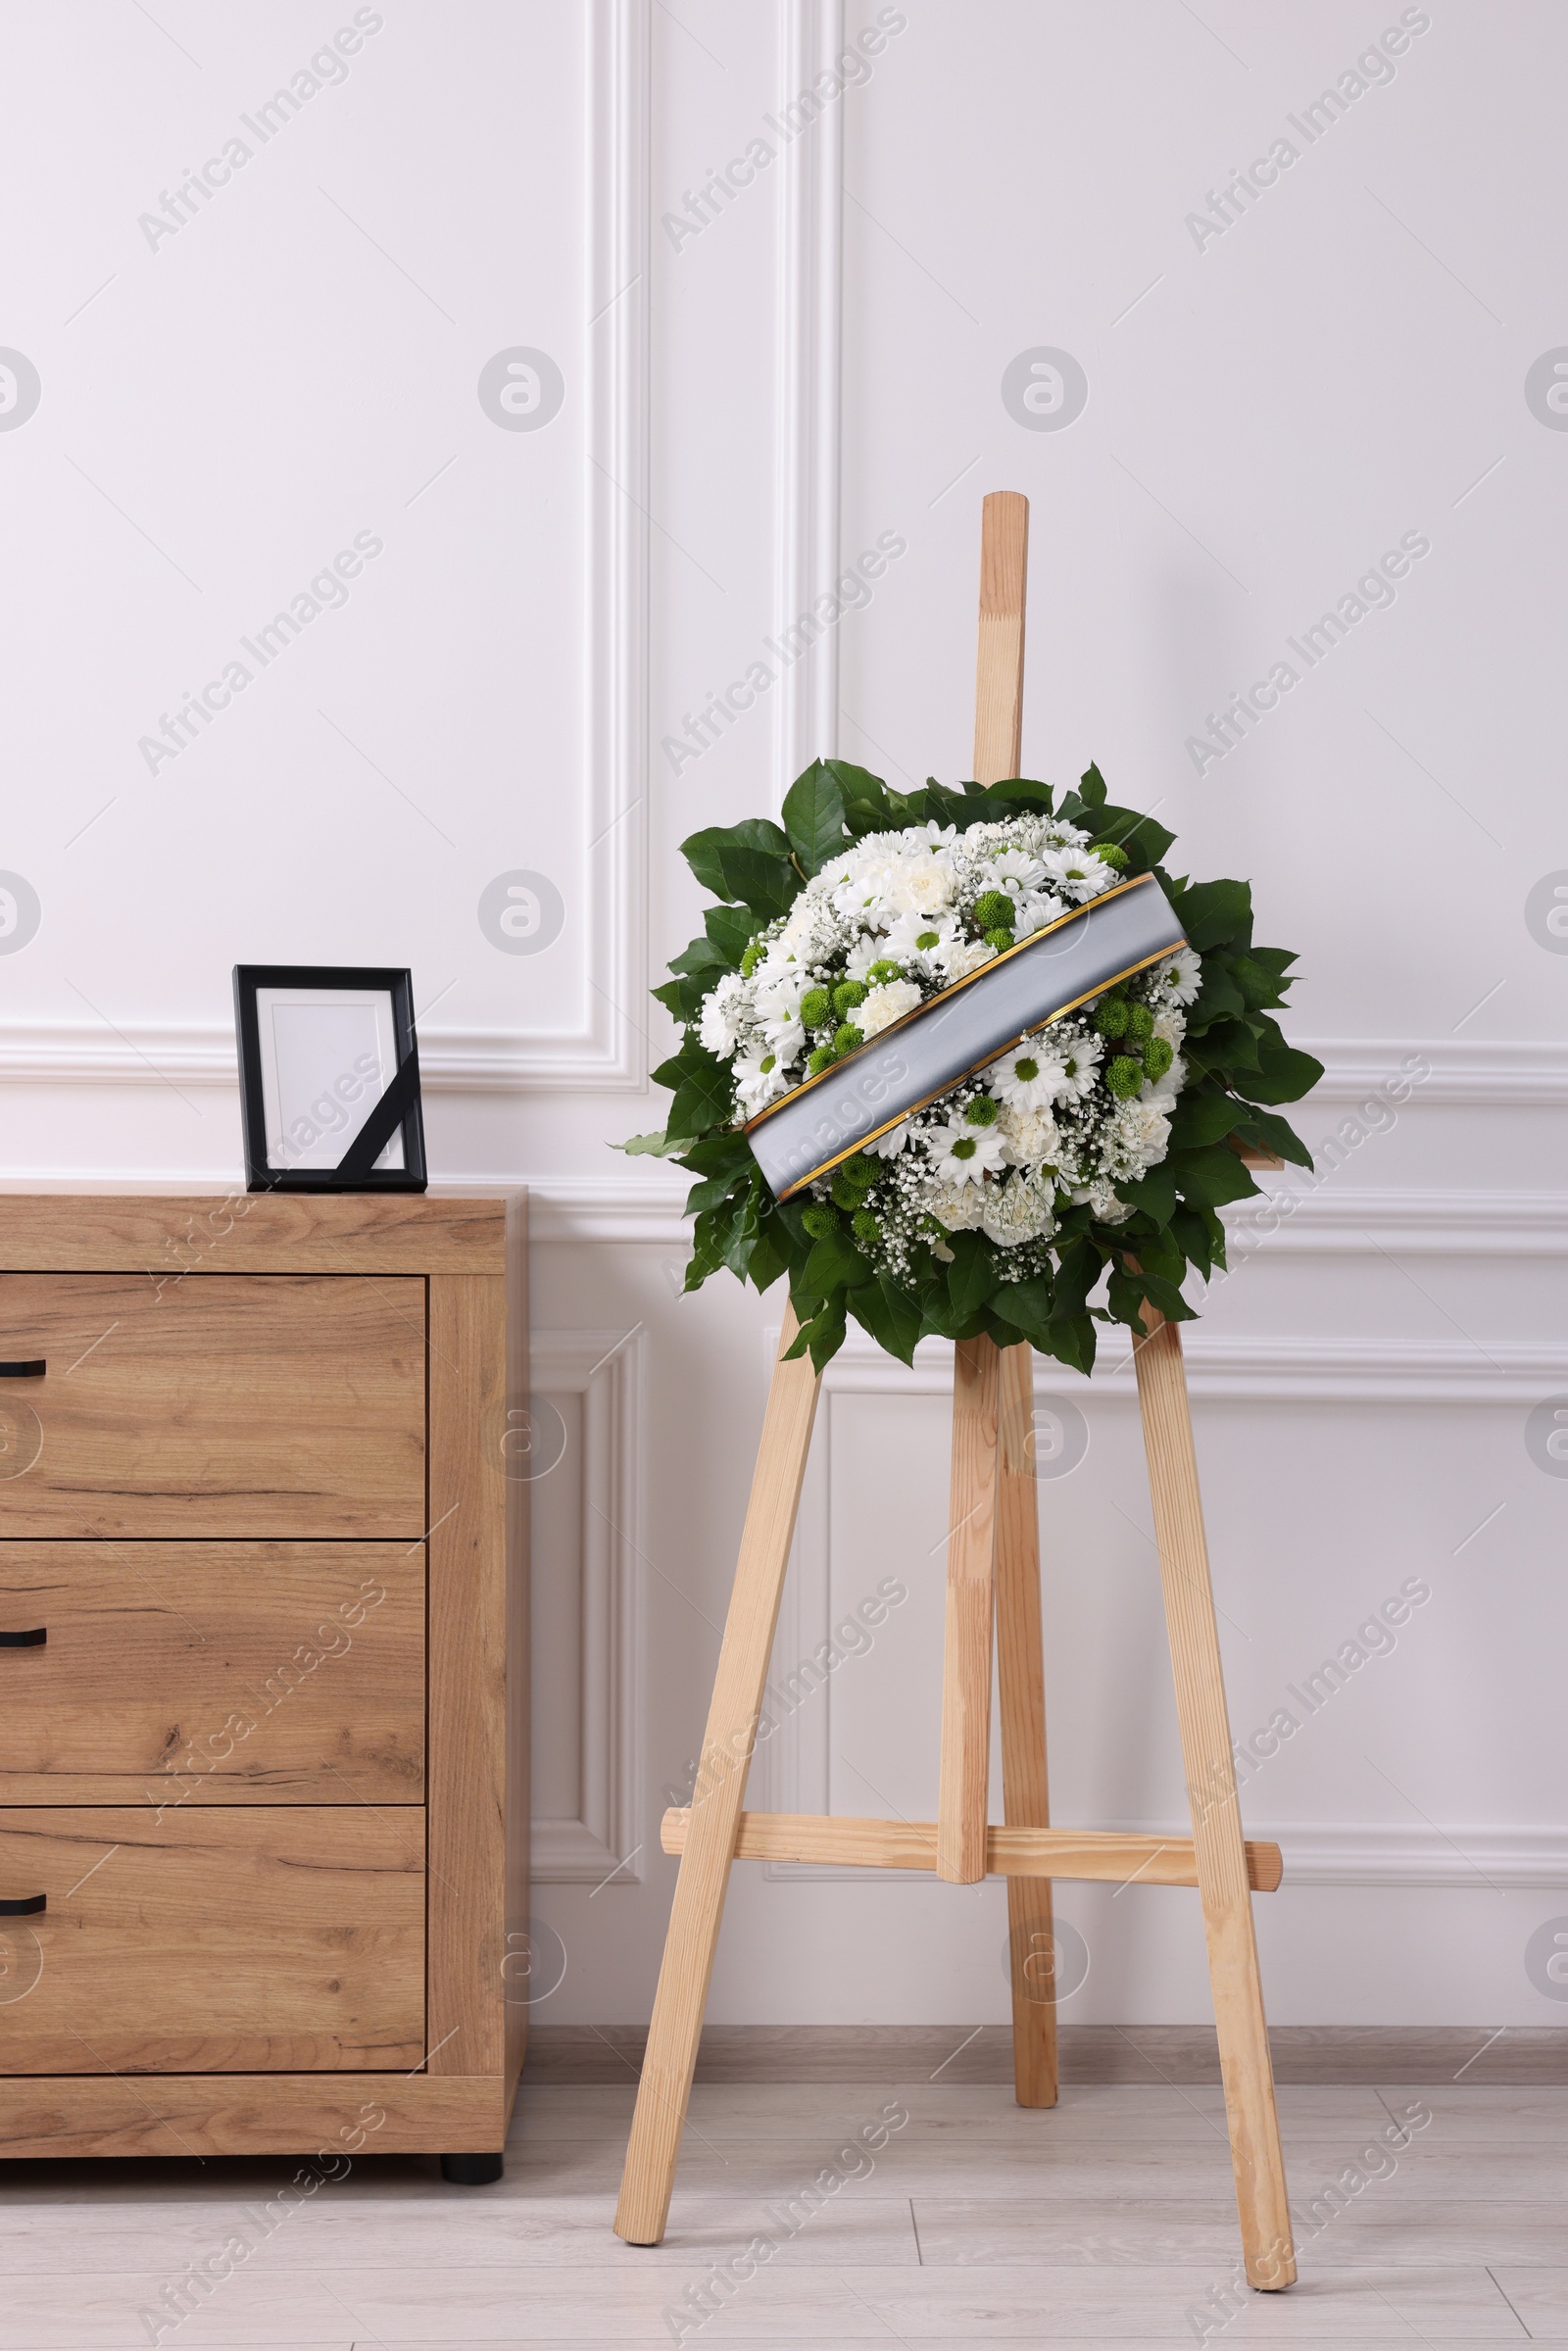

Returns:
0,1894,44,1916
0,1629,46,1647
0,1361,45,1378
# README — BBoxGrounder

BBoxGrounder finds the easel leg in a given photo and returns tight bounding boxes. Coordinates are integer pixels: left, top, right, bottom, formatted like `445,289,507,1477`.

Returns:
1134,1307,1296,2290
937,1336,1002,1884
996,1340,1058,2107
613,1312,822,2245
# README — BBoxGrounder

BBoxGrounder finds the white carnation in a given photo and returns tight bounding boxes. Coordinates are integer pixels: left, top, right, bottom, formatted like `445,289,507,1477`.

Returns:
940,937,998,982
858,979,922,1039
981,1170,1055,1249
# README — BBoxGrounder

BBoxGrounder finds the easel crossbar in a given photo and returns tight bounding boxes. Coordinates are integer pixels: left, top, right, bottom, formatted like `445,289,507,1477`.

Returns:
661,1808,1283,1891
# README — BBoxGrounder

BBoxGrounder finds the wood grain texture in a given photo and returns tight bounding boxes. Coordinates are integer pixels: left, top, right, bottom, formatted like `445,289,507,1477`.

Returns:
0,1192,507,1275
0,1273,424,1538
1132,1303,1296,2290
0,1807,424,2074
0,1542,423,1803
0,2073,505,2160
426,1272,509,2085
996,1341,1058,2106
614,1311,821,2246
937,1335,1001,1885
659,1809,1281,1889
504,1195,530,2115
972,490,1028,786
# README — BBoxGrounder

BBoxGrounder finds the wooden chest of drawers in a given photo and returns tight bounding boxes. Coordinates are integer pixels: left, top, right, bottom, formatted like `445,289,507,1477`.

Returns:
0,1192,526,2174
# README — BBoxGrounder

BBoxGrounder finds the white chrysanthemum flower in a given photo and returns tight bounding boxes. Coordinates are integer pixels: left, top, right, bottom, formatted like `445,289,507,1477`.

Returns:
1160,946,1202,1004
925,1115,1006,1186
858,979,922,1039
763,1013,805,1069
734,1049,789,1115
1042,845,1117,904
863,1117,909,1157
987,1040,1065,1113
981,1170,1055,1249
881,909,961,974
1053,1031,1104,1101
1011,890,1068,939
978,846,1047,896
698,972,747,1056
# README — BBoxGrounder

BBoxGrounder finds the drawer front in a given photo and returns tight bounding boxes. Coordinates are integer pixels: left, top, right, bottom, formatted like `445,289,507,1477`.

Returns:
0,1809,424,2072
0,1274,424,1537
0,1543,424,1804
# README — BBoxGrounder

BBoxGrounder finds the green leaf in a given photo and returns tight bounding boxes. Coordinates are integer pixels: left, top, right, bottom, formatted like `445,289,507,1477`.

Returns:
824,759,887,805
679,1132,754,1175
651,976,704,1020
1168,1143,1259,1211
745,1221,790,1294
782,761,849,875
1051,1239,1102,1321
1168,1091,1247,1151
1233,1106,1313,1169
1172,877,1251,952
804,1229,872,1298
612,1129,677,1156
1170,1203,1216,1279
1039,1312,1096,1376
668,934,729,977
680,820,798,917
945,1230,997,1320
988,1276,1054,1348
1230,954,1289,1012
666,1059,734,1144
1235,1042,1324,1105
685,1163,749,1216
848,1275,922,1367
704,905,758,963
1115,1163,1178,1224
719,1186,762,1277
1191,959,1245,1025
682,1207,729,1293
1096,801,1177,868
1078,761,1108,808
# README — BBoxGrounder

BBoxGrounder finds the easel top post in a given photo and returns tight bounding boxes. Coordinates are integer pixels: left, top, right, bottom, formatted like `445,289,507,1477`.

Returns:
973,491,1029,788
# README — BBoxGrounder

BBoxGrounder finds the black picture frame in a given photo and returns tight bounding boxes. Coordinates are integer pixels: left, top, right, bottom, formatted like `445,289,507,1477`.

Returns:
232,963,428,1194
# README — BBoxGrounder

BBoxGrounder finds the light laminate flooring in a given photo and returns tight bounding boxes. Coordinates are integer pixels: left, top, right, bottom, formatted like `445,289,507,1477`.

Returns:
0,2078,1560,2347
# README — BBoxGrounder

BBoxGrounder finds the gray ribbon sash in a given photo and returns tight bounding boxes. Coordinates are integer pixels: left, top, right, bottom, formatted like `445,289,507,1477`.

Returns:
745,871,1187,1200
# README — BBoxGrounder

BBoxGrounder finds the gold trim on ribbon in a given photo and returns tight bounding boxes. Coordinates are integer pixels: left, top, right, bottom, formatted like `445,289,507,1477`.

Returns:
770,938,1185,1200
745,868,1157,1137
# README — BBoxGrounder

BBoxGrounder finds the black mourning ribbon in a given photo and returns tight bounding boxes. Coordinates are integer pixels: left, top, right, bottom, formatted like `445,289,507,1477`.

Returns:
333,1047,421,1180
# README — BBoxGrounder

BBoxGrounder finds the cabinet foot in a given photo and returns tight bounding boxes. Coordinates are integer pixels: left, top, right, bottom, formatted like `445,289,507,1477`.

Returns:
440,2151,504,2185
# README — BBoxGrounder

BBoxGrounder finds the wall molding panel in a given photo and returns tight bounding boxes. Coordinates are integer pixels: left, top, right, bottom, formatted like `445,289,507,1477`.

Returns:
530,1325,646,1884
8,1029,1564,1109
772,0,845,802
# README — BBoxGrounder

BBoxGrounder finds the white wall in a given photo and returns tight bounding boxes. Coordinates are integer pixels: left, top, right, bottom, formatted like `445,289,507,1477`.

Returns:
3,0,1566,2030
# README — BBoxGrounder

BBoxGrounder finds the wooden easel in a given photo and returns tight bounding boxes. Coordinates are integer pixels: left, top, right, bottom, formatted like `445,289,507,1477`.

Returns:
614,493,1297,2293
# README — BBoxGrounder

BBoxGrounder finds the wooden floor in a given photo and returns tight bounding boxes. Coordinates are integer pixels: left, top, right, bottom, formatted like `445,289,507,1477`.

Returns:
0,2073,1563,2344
